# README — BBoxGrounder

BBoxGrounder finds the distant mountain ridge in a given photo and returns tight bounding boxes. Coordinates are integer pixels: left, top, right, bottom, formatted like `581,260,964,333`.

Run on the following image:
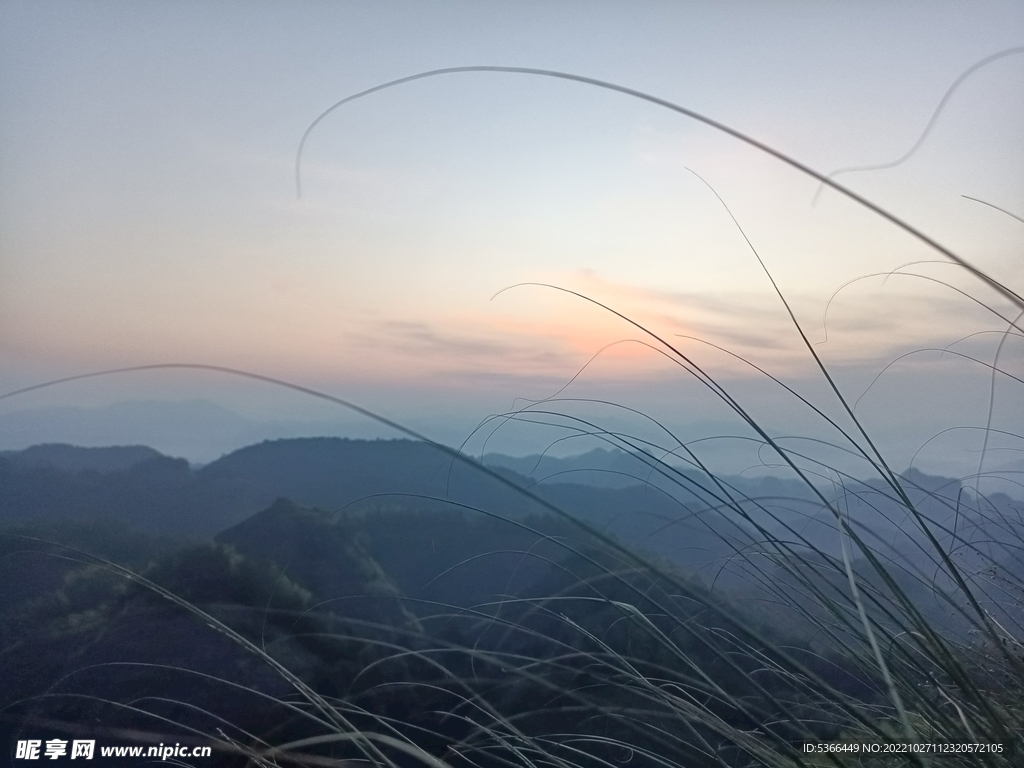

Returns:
2,438,1020,578
0,443,165,473
0,438,741,570
483,447,661,489
0,400,382,464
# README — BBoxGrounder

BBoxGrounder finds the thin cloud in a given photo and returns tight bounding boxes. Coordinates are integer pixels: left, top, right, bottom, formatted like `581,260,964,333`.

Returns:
364,320,575,369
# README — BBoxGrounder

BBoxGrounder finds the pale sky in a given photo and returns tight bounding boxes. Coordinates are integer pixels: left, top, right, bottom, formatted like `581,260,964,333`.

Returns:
1,2,1022,475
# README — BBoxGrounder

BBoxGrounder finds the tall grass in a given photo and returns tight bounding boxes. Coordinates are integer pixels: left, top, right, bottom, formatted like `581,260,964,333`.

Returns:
4,58,1023,767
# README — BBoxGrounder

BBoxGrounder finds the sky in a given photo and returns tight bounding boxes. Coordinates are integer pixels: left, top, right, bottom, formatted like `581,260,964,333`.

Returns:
1,2,1022,476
